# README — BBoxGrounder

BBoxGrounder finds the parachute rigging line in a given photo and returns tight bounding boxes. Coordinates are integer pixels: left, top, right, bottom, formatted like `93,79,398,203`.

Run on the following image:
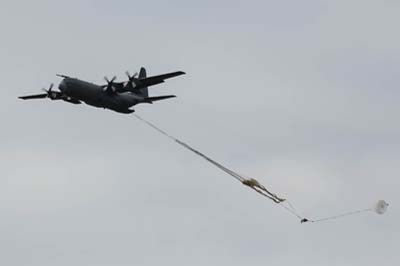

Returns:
134,114,389,224
134,114,284,204
305,209,373,223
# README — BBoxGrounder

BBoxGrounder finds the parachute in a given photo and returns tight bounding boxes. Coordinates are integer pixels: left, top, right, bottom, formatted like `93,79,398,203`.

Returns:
135,114,389,224
375,200,389,215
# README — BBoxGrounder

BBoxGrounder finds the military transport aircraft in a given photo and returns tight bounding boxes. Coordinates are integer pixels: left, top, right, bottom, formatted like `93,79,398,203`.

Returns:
19,67,185,113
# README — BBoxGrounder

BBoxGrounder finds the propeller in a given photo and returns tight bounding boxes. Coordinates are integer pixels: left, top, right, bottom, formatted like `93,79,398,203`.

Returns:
126,71,138,80
104,76,117,93
41,83,60,99
125,71,138,88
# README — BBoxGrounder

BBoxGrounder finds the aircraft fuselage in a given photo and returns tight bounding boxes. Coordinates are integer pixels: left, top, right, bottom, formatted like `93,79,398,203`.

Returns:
59,78,141,113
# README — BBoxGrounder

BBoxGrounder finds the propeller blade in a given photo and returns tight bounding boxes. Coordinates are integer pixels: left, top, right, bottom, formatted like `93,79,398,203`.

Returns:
104,76,117,93
49,83,54,92
105,76,117,83
125,71,138,81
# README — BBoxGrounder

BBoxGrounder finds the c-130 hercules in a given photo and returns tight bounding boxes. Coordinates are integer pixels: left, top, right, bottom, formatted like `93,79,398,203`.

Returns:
19,67,185,113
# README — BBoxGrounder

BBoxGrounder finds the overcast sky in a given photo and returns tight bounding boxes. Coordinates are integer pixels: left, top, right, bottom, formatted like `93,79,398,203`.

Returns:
0,0,399,265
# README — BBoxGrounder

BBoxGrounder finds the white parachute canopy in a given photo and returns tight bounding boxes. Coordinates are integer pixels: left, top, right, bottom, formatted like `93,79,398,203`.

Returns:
374,200,389,215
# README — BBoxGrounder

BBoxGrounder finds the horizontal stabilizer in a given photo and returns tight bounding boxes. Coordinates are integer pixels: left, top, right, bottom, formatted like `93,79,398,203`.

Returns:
139,71,185,87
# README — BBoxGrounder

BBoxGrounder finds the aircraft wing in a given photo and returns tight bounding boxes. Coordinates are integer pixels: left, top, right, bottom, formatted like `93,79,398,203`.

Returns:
139,71,185,87
19,94,48,100
144,95,176,103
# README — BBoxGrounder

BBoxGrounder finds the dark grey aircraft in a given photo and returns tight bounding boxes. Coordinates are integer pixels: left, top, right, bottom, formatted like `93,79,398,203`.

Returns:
19,67,185,113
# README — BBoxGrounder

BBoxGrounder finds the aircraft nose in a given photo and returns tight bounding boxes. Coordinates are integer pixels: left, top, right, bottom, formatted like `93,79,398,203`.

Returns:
58,79,68,93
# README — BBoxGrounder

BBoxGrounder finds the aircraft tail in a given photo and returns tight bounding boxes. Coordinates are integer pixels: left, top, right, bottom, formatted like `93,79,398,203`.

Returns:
139,67,147,78
139,67,148,97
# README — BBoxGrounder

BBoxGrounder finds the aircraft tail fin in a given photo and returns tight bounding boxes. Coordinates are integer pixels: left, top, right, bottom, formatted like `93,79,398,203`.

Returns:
139,67,147,78
139,67,148,97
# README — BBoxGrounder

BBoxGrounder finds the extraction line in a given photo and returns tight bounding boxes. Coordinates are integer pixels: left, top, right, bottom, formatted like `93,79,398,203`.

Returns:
134,114,285,204
134,114,388,224
134,115,243,182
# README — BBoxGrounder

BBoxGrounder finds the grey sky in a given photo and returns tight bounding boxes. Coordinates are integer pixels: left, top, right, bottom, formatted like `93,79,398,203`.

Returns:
0,0,399,265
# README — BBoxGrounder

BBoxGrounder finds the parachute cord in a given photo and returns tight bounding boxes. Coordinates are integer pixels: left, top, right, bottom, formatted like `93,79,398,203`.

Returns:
277,200,373,224
135,114,286,204
285,200,298,213
307,208,373,223
174,139,245,183
135,114,176,141
283,200,307,219
135,114,244,183
279,202,304,220
134,115,377,224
